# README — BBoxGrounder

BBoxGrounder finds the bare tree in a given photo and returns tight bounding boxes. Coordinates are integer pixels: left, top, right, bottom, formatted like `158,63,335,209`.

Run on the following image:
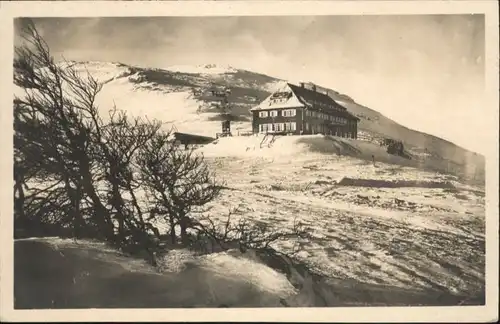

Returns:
13,20,129,241
96,109,165,250
137,134,224,246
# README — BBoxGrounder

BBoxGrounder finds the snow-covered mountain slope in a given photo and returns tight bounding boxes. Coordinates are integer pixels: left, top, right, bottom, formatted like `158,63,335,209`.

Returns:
17,60,484,183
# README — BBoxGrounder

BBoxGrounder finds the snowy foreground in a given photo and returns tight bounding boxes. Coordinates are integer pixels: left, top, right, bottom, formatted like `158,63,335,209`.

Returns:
195,135,485,298
15,135,484,308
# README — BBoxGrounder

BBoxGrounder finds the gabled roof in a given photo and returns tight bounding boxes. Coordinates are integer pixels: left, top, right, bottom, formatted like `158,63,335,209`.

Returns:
288,83,360,121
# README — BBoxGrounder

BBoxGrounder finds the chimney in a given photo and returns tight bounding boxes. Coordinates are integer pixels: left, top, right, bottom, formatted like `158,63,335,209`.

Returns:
299,82,305,88
311,84,316,92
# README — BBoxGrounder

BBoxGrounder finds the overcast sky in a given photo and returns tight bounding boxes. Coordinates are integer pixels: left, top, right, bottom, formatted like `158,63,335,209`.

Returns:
15,15,485,153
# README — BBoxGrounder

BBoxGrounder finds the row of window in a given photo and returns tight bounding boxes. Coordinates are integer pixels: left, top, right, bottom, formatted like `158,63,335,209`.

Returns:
259,122,297,133
305,110,350,124
304,123,355,138
257,109,355,126
259,109,296,118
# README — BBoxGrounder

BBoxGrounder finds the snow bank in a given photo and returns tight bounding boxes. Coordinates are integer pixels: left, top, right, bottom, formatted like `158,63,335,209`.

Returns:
16,238,478,309
197,134,320,159
198,251,297,296
14,238,296,308
198,134,410,164
198,134,477,181
154,248,296,298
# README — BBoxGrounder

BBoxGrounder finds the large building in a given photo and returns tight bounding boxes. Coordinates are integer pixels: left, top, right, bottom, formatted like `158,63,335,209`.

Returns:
250,82,360,139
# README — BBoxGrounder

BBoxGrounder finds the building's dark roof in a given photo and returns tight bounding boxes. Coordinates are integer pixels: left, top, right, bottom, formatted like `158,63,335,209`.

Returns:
287,83,360,121
173,132,215,144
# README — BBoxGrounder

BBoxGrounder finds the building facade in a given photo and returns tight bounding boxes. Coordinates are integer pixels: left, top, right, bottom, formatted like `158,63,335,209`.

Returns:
250,82,359,139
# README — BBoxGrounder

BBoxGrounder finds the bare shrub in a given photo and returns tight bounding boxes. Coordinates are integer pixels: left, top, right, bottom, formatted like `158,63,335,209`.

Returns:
189,207,310,257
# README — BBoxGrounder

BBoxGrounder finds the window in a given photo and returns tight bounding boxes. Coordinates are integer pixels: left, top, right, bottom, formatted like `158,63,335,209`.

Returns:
259,111,268,118
270,110,278,117
305,123,310,131
283,109,296,117
285,122,296,131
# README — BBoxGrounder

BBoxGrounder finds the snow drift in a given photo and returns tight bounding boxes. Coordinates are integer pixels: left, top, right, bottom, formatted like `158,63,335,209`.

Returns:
14,238,295,308
14,238,483,308
197,134,480,183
